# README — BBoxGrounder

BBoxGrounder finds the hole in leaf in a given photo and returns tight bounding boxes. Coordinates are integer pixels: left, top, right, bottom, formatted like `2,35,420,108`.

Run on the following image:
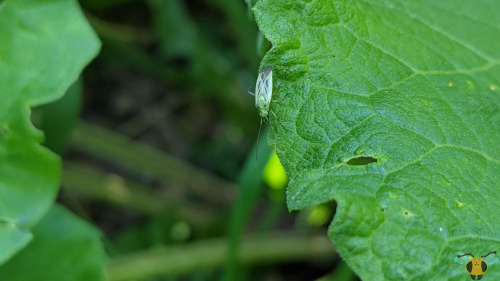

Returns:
346,156,378,166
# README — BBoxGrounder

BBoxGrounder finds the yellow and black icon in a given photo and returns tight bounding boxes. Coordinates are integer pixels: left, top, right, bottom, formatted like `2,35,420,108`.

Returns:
454,251,499,280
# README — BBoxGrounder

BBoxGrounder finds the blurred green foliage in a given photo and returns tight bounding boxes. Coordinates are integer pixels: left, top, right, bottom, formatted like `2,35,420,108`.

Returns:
0,0,100,273
0,0,341,280
0,205,107,281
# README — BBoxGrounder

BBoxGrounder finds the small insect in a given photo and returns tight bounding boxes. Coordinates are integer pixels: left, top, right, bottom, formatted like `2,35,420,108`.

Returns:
454,251,499,280
247,65,290,158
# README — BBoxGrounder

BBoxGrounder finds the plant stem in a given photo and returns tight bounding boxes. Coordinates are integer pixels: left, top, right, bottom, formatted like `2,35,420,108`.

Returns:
107,232,337,281
62,162,219,225
70,121,237,207
223,126,272,280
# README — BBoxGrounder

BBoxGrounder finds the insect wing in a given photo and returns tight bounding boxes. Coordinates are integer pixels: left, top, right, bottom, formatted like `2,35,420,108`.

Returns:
454,252,473,264
483,253,500,265
256,66,273,104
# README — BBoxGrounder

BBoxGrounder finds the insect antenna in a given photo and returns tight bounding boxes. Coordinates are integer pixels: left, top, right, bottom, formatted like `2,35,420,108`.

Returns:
481,251,497,258
457,253,474,258
273,66,291,96
269,66,292,132
255,118,263,161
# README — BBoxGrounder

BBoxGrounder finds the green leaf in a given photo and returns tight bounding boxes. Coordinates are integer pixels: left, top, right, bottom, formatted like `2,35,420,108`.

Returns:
254,0,500,280
38,78,83,155
0,0,100,263
0,204,108,281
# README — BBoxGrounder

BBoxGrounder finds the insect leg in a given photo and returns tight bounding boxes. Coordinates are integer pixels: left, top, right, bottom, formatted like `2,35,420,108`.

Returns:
272,95,288,103
247,83,256,96
270,109,290,132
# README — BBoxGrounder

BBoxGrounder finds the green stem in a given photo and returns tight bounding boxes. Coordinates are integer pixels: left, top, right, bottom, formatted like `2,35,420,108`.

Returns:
62,162,219,225
211,0,259,70
315,261,357,281
107,232,337,281
70,121,236,207
85,12,155,45
223,126,272,280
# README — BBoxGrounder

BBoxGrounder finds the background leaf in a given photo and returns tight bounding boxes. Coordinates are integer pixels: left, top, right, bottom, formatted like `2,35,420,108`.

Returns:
37,78,83,155
254,0,500,280
0,0,100,263
0,204,107,281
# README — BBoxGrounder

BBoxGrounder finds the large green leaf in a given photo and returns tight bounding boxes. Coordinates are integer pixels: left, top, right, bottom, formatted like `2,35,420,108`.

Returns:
0,0,100,263
254,0,500,280
0,205,107,281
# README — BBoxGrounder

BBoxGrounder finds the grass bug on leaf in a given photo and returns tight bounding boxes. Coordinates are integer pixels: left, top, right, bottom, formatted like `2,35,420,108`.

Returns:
247,65,290,159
